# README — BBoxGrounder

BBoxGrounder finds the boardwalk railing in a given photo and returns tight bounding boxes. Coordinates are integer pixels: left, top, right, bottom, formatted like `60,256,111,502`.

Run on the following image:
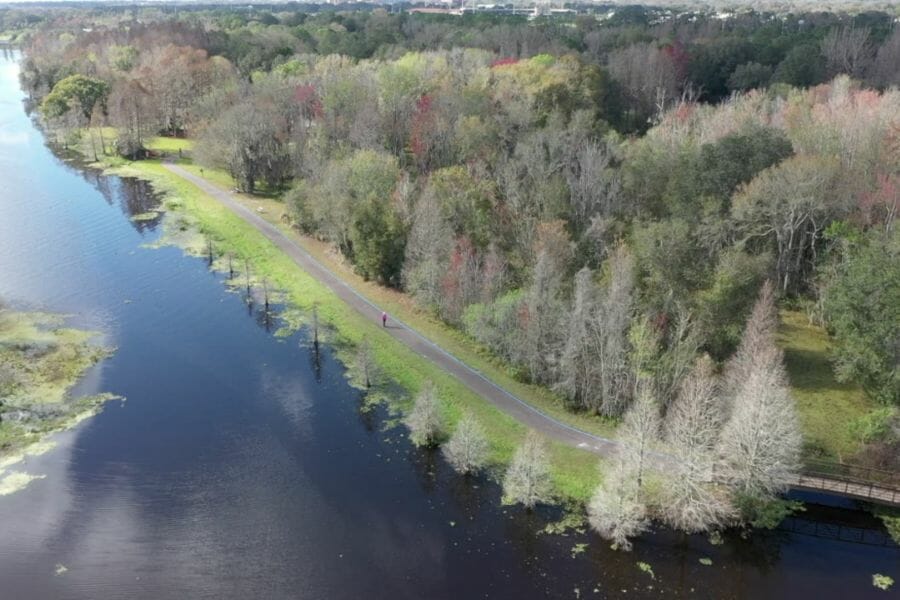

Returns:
793,459,900,506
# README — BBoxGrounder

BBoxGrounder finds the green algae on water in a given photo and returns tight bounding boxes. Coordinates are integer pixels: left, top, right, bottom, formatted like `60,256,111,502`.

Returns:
0,471,46,496
0,307,118,489
637,562,655,579
130,211,160,222
570,543,588,558
873,574,894,591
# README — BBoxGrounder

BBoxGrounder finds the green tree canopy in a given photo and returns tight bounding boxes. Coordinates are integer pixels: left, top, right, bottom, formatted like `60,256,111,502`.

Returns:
824,229,900,405
41,74,109,120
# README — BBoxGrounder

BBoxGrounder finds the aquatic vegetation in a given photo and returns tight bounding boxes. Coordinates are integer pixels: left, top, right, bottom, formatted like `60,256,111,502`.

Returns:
542,511,587,536
0,471,46,496
0,310,107,406
872,574,893,591
636,562,655,579
871,507,900,546
0,307,117,488
570,543,588,558
130,211,159,222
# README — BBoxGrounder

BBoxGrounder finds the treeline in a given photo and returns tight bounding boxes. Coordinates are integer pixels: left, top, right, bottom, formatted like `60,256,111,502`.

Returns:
16,5,900,133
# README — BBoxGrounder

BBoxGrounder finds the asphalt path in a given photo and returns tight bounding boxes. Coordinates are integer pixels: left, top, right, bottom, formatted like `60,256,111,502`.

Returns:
162,162,900,507
163,162,618,457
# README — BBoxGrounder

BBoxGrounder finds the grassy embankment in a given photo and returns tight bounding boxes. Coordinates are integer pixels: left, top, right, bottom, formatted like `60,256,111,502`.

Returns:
96,137,604,503
0,308,117,494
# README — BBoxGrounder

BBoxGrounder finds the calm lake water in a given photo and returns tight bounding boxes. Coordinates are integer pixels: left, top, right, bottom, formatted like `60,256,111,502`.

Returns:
0,49,896,599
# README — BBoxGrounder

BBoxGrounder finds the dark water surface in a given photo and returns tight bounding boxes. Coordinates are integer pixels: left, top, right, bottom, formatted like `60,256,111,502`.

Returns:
0,50,896,599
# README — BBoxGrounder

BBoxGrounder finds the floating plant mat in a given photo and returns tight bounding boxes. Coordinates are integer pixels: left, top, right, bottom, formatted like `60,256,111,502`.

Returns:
0,307,119,493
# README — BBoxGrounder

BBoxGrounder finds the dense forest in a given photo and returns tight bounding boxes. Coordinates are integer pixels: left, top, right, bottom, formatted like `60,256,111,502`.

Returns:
13,3,899,544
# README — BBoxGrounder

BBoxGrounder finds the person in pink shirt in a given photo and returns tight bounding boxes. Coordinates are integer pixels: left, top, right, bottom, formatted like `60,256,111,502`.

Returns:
381,311,387,328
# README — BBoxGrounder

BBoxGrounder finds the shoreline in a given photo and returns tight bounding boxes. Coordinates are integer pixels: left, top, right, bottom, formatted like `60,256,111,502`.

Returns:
93,155,606,504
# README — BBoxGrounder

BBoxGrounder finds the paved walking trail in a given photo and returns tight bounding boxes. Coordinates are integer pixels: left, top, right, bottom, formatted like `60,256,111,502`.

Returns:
163,162,900,508
163,162,617,457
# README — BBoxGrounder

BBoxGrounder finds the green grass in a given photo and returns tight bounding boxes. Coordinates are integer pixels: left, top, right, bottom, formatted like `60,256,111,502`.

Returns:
102,158,602,502
167,157,618,442
778,310,875,462
146,136,194,154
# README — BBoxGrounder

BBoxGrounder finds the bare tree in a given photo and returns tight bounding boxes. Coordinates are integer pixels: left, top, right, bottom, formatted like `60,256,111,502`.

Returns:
733,155,844,295
502,431,552,509
607,42,681,123
439,237,483,324
522,222,572,385
556,267,600,410
660,356,734,533
870,28,900,88
405,381,444,447
107,79,153,158
587,459,648,551
557,260,630,416
558,245,635,416
721,280,777,412
261,278,270,312
564,139,621,231
443,413,490,475
480,243,508,304
716,282,801,499
596,245,637,416
355,338,378,389
619,381,661,492
403,189,453,309
588,376,666,547
311,303,320,348
821,26,873,78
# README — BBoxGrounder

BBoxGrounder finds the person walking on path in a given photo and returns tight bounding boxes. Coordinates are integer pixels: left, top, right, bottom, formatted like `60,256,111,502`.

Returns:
381,311,388,328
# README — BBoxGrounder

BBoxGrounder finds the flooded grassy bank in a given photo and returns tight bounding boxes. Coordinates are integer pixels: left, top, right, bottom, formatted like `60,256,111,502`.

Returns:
0,306,117,494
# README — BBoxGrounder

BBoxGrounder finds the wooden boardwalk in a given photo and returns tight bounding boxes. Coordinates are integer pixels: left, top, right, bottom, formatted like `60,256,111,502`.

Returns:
790,463,900,507
792,474,900,506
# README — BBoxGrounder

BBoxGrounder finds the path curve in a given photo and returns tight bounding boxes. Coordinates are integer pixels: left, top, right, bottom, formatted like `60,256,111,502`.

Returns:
163,162,617,456
162,163,900,508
